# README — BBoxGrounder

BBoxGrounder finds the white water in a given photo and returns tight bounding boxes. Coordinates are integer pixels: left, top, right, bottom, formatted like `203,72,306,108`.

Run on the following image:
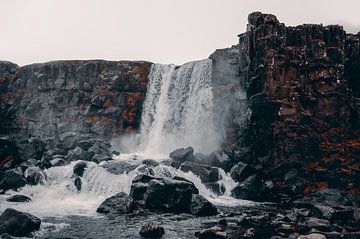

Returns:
0,157,250,218
0,59,252,221
120,60,223,156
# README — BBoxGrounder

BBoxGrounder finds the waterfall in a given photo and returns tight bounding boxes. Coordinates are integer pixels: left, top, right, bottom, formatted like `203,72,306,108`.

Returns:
137,59,222,156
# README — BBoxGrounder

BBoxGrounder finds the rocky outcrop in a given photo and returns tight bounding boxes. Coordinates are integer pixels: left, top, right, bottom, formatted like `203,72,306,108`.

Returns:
0,60,151,139
0,208,41,237
97,174,217,216
224,12,360,202
0,60,152,188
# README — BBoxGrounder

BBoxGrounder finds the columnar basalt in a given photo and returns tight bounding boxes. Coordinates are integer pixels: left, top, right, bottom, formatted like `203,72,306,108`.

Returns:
231,12,360,201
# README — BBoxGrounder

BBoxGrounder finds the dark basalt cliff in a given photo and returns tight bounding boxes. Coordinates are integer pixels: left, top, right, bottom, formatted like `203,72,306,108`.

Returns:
0,60,151,167
225,12,360,201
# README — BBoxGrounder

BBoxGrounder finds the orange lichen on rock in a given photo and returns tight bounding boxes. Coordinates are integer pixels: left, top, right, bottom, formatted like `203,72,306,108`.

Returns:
315,182,328,190
103,99,113,108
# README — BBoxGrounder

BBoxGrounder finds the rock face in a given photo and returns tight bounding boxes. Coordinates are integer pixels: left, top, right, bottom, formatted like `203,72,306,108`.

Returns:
0,208,41,237
0,60,151,169
224,12,360,201
0,60,151,138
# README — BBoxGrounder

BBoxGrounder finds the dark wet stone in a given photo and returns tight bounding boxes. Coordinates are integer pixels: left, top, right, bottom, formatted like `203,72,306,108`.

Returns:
231,174,264,201
0,170,26,191
6,194,31,202
101,161,139,175
190,194,218,216
139,222,165,238
24,167,46,185
73,161,87,177
230,161,253,182
97,192,132,214
180,161,221,183
142,159,159,167
169,147,194,161
74,177,82,192
0,208,41,237
196,225,226,239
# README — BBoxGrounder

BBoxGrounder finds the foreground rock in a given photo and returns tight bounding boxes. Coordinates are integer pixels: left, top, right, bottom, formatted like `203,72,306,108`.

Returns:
0,208,41,237
6,194,31,202
139,222,165,238
196,219,227,239
97,174,217,216
96,192,131,214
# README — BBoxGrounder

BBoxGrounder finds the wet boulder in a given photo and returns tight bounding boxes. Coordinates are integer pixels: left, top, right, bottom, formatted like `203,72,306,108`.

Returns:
180,161,221,183
97,192,132,214
0,169,26,191
101,161,139,175
229,161,253,182
315,189,350,207
66,147,92,162
139,222,165,238
142,159,159,167
195,223,227,239
190,194,218,216
169,147,194,161
194,150,232,171
24,167,46,185
6,195,31,202
130,174,202,214
231,174,265,201
0,208,41,237
73,161,87,177
74,177,82,192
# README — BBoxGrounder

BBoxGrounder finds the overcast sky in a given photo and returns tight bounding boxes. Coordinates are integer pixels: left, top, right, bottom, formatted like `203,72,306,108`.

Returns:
1,0,359,66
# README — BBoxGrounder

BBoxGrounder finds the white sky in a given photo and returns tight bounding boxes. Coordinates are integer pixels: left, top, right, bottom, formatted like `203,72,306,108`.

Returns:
1,0,359,66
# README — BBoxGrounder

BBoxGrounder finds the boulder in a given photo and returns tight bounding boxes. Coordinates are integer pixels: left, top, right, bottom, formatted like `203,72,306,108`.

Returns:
0,208,41,237
139,222,165,238
190,194,218,216
129,174,207,214
101,161,139,175
6,195,31,202
74,177,82,192
24,167,46,185
73,161,87,177
231,174,264,201
229,161,253,182
142,159,159,167
97,192,132,214
67,146,92,162
180,161,221,183
196,225,226,239
169,147,194,161
315,189,350,207
0,169,26,191
195,150,232,171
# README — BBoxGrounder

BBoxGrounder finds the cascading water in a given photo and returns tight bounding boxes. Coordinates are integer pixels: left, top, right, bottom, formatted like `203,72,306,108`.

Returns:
123,59,223,156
